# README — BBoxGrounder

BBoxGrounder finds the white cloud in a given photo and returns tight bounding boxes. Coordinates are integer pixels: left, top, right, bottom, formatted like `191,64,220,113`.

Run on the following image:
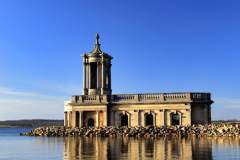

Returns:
0,87,37,97
214,98,240,104
0,97,66,112
23,80,82,95
0,90,36,97
223,105,240,109
0,87,71,99
0,97,68,120
213,98,240,109
0,87,71,120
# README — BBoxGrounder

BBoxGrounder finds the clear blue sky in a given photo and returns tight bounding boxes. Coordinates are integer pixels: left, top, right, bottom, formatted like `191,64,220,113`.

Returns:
0,0,239,121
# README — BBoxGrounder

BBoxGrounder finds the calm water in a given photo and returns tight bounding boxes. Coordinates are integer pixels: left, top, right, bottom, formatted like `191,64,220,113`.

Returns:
0,127,240,160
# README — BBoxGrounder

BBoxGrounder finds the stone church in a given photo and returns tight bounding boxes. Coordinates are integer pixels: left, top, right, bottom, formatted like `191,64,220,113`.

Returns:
62,34,214,128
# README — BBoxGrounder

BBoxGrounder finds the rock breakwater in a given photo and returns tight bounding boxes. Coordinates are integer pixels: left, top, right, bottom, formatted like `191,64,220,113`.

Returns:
19,125,240,137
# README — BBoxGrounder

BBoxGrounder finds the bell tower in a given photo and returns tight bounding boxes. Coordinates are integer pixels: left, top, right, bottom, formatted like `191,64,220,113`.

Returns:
81,34,113,95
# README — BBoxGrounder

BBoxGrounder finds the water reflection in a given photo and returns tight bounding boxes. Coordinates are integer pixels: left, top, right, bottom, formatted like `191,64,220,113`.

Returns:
63,136,240,160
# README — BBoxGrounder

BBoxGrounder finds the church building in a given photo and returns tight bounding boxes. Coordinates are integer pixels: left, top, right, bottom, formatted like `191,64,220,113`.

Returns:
62,34,214,128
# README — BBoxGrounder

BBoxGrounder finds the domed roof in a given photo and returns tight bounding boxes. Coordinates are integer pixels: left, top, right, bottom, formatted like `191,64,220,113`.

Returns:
86,34,113,59
88,33,103,56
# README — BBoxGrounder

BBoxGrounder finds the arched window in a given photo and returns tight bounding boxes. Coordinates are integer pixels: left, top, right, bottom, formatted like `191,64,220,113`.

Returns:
88,118,94,127
172,114,179,125
146,114,153,126
121,115,128,126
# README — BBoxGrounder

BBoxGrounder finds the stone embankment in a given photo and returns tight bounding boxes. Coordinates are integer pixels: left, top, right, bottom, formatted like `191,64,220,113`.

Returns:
19,125,240,137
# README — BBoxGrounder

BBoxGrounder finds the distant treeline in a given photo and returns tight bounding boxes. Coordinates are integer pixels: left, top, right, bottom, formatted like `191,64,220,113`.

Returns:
0,119,64,127
213,119,239,122
212,119,240,125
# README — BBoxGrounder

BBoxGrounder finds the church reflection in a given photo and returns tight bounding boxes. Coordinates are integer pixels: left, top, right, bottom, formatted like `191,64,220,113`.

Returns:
63,136,214,160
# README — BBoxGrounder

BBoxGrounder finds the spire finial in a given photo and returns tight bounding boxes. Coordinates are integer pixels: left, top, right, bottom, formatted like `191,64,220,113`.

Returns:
95,33,99,44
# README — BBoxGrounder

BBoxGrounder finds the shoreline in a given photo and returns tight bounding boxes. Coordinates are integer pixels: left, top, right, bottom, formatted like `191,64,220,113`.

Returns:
20,124,240,137
0,125,30,128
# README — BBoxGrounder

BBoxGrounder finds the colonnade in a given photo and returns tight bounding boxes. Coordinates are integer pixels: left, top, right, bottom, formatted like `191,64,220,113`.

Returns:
64,109,191,128
109,109,190,127
82,61,112,95
64,111,83,128
64,110,108,128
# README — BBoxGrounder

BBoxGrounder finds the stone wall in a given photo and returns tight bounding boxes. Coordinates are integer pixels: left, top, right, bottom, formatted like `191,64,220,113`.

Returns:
191,104,210,125
63,93,212,127
111,104,192,126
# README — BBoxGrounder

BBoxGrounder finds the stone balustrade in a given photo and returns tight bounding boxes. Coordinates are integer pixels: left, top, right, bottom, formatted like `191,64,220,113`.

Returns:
72,95,107,103
191,93,211,101
164,93,187,100
110,94,136,102
139,93,162,100
71,92,211,104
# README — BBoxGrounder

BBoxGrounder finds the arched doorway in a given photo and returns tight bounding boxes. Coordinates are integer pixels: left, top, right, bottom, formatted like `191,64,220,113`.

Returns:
172,114,179,125
146,114,153,126
88,118,94,127
121,115,128,126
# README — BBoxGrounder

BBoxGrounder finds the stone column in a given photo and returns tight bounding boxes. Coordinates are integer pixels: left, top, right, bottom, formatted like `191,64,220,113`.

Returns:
64,112,68,127
87,63,90,89
68,111,72,128
79,111,83,128
101,60,105,95
128,114,131,127
141,111,145,126
166,111,171,126
96,110,100,127
177,111,182,125
156,112,160,126
111,110,115,126
186,109,191,126
152,113,156,126
82,61,87,95
160,109,165,126
89,63,92,90
135,110,139,126
72,111,76,128
97,62,102,90
109,63,112,94
103,111,107,126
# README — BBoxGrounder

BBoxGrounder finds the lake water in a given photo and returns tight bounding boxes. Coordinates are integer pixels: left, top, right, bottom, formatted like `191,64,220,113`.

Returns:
0,127,240,160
